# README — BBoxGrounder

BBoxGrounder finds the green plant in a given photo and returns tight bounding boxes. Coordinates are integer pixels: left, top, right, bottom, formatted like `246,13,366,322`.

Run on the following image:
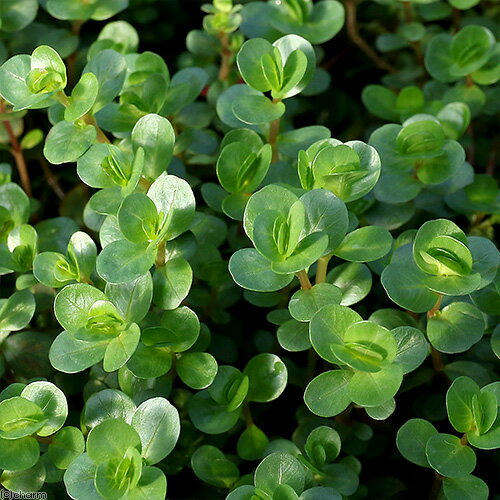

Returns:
0,0,498,498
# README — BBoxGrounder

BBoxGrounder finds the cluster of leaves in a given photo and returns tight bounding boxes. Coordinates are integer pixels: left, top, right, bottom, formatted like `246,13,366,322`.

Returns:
0,0,498,499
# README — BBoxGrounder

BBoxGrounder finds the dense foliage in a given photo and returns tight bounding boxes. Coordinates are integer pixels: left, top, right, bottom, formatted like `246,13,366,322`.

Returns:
0,0,498,498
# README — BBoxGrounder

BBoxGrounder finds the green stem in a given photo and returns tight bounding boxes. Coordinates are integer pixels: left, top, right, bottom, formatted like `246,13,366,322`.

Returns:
269,99,281,162
315,255,332,284
296,270,312,290
243,403,254,427
155,241,166,268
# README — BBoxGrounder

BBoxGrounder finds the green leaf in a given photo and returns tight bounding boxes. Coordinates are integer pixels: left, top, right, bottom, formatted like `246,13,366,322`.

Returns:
87,418,142,464
289,283,342,322
271,232,328,275
131,114,175,180
442,475,489,500
49,331,107,374
44,121,97,165
232,94,286,125
304,370,353,417
328,262,372,306
381,260,439,313
427,302,485,354
0,55,55,111
64,73,99,122
0,289,35,332
63,453,100,500
392,326,429,374
332,321,397,373
309,304,362,363
48,426,85,470
254,452,306,495
147,173,196,241
229,248,294,292
124,466,167,500
237,38,274,92
105,272,153,325
425,433,476,477
348,364,403,407
0,0,38,32
244,353,288,403
95,446,142,500
84,49,127,112
300,189,348,254
191,445,240,488
333,226,392,262
131,397,180,465
237,425,269,461
21,381,68,436
0,396,46,440
118,193,159,243
54,283,106,333
396,418,437,467
188,390,241,435
103,323,141,372
177,352,218,390
153,258,192,310
0,435,39,471
81,389,136,431
304,426,341,468
97,240,156,284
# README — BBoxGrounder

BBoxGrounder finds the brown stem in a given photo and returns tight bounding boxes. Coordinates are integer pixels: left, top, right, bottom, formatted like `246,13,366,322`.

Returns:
402,1,413,23
427,293,443,318
0,101,32,196
429,473,443,500
430,346,444,372
218,32,232,81
466,123,475,165
460,433,468,446
315,255,332,284
40,157,65,200
486,134,498,176
452,8,461,33
296,270,312,290
465,75,474,87
344,0,397,74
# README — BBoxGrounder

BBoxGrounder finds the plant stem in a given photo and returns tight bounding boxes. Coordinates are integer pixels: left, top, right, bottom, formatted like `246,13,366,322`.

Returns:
296,270,312,290
429,473,443,500
306,349,318,382
0,101,32,197
452,7,461,32
218,32,232,81
155,241,166,268
315,255,332,284
344,0,397,74
460,433,468,445
430,346,443,372
268,101,281,162
40,157,65,200
243,403,254,427
402,1,413,23
427,293,443,318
